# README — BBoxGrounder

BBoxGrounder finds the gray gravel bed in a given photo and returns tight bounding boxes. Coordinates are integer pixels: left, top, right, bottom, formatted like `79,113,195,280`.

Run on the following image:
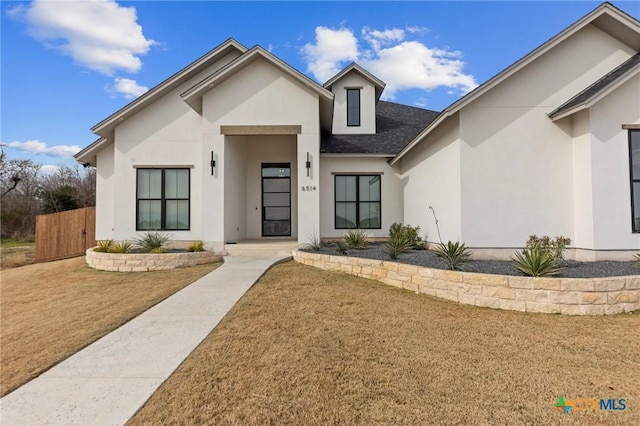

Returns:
302,243,639,278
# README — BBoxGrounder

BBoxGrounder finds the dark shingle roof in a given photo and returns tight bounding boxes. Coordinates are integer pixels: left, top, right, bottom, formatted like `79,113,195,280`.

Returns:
321,101,440,155
549,52,640,118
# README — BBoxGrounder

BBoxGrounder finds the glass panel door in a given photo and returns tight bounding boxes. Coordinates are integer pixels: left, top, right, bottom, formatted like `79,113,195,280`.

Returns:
262,163,291,236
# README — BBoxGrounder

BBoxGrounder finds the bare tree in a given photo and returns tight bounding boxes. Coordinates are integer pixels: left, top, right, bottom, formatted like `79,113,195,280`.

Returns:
0,154,42,239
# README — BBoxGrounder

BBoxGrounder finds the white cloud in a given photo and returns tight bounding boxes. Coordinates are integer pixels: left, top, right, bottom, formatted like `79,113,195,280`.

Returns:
8,0,156,75
108,78,149,99
302,26,477,100
302,26,359,82
39,165,61,176
4,140,81,158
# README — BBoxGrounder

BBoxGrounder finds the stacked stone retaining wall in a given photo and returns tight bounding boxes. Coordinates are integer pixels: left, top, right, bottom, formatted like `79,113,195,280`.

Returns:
86,248,221,272
293,250,640,315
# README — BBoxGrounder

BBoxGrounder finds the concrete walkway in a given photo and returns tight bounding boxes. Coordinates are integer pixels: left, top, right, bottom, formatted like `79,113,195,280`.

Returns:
0,255,290,426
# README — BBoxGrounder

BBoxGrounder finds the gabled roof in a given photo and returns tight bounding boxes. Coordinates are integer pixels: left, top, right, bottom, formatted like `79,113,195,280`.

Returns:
323,62,386,102
76,39,247,164
321,101,439,155
390,2,640,165
181,45,334,132
91,39,247,137
549,52,640,120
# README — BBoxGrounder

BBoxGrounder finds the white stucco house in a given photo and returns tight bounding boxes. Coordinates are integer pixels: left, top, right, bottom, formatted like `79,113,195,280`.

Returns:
76,2,640,260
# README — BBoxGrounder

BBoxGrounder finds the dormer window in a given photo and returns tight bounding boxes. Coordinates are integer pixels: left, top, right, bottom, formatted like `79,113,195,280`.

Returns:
346,88,360,126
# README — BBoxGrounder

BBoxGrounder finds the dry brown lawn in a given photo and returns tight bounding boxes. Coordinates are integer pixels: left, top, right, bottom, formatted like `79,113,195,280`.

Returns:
0,244,36,269
130,261,639,426
0,256,219,396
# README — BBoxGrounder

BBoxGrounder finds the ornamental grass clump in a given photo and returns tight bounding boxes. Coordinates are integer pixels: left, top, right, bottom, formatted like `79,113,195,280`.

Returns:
307,229,324,251
134,232,172,253
434,241,472,271
343,228,369,249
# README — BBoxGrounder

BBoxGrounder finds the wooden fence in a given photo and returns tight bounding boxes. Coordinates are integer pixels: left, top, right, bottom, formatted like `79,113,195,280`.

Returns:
35,207,96,262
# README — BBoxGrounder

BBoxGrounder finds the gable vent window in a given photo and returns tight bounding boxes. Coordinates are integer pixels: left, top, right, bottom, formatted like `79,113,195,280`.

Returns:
346,88,361,127
629,130,640,232
137,168,190,231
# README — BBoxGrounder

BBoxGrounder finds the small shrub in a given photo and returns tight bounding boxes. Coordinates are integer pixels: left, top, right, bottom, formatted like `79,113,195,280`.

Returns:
343,228,369,249
109,241,133,253
134,232,172,253
150,247,167,254
512,248,563,277
385,234,413,260
336,241,349,255
434,241,472,271
307,229,324,251
389,222,424,249
187,241,206,252
526,235,571,261
94,240,114,253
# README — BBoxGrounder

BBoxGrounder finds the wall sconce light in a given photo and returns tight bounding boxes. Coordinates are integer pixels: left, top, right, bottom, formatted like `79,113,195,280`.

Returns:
210,151,216,176
306,152,311,177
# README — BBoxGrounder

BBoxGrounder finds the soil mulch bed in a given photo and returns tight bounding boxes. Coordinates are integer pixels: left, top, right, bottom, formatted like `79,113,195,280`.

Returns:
303,243,639,278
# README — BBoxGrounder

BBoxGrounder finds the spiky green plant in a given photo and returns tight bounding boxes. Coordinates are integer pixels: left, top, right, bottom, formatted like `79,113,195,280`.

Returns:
94,240,114,253
187,241,206,252
134,232,171,253
385,234,413,260
343,228,369,249
109,241,133,253
336,241,349,255
389,223,424,250
434,241,472,271
512,248,564,277
526,235,571,261
307,229,324,251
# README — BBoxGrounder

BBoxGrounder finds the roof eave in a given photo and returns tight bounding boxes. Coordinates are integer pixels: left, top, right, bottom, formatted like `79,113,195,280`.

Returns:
91,38,248,137
392,2,640,164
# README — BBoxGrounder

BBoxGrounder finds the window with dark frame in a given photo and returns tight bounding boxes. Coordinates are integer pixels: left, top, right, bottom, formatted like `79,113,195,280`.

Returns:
629,130,640,232
335,175,381,229
346,88,361,127
136,168,190,231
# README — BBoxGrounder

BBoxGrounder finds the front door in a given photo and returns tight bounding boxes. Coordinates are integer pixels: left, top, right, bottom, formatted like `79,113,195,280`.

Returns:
262,163,291,237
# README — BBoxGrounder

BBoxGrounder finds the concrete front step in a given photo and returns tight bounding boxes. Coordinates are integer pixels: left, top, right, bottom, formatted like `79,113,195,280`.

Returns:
224,241,299,257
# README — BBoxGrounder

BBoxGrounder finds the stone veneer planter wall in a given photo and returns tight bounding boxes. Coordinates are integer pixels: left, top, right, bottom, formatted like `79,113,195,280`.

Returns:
86,248,221,272
293,250,640,315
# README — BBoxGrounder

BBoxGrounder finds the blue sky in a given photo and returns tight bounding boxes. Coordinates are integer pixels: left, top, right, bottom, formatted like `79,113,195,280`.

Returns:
2,1,639,170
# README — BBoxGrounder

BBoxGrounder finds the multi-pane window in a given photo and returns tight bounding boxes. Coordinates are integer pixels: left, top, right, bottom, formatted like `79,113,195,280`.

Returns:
629,130,640,232
335,175,381,229
137,168,190,230
346,88,361,127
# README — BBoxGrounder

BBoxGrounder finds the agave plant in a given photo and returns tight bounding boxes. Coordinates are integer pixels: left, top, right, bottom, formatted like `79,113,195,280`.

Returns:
94,240,114,253
134,231,172,253
512,248,564,277
336,241,349,255
434,241,472,271
385,234,413,260
343,228,369,249
187,241,206,252
109,241,133,253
